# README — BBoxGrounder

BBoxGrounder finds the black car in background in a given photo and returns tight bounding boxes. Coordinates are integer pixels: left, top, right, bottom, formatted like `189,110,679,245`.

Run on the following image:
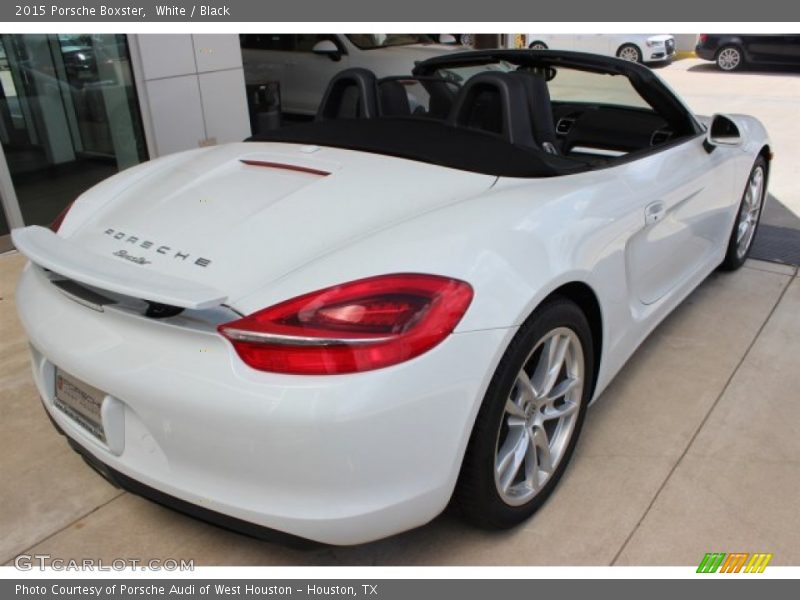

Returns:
696,34,800,71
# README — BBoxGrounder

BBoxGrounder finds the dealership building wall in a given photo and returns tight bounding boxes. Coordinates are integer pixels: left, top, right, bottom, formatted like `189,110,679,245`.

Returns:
0,33,251,253
673,34,698,53
128,34,250,157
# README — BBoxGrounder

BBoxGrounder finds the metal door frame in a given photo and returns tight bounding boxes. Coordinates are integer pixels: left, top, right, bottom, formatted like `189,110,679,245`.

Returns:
0,141,23,253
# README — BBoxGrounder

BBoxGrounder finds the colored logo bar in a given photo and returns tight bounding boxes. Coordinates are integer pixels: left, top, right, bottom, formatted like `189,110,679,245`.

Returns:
697,552,773,573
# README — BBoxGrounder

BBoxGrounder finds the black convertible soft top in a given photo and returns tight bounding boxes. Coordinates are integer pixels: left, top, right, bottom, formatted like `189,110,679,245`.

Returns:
247,118,588,178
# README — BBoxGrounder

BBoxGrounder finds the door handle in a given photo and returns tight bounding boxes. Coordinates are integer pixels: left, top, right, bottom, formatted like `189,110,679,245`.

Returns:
644,201,666,226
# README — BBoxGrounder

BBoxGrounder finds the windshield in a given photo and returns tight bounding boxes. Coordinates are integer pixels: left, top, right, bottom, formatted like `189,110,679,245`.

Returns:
431,61,513,84
546,68,651,110
346,34,436,50
432,62,651,110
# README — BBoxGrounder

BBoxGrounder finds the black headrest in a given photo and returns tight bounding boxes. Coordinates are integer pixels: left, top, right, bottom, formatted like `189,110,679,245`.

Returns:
506,71,559,154
447,72,536,147
378,80,412,117
378,76,460,120
316,68,378,121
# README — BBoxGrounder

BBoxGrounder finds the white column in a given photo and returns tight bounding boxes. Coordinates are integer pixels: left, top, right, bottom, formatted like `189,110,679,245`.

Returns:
128,34,251,159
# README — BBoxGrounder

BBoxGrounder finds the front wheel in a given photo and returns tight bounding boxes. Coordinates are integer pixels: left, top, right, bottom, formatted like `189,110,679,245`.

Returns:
455,297,594,529
460,34,475,48
528,41,548,50
720,156,767,271
617,43,642,62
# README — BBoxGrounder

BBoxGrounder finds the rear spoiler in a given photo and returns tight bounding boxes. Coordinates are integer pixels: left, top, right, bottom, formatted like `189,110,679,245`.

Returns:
11,226,227,310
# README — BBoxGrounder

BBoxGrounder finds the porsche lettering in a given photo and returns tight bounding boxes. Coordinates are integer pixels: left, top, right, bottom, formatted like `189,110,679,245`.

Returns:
103,228,212,267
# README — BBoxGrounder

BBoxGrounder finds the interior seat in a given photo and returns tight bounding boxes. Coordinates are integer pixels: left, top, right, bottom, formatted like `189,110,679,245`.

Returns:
447,72,537,148
316,68,379,121
378,80,412,117
506,71,560,155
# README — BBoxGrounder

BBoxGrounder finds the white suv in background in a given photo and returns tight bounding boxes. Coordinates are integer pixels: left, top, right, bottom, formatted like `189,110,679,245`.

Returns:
520,34,676,63
240,34,461,115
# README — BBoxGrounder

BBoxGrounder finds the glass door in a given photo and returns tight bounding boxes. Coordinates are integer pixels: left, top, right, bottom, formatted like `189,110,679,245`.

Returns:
0,34,147,238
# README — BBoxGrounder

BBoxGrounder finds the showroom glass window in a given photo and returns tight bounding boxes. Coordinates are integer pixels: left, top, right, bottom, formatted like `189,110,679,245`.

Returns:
0,34,148,228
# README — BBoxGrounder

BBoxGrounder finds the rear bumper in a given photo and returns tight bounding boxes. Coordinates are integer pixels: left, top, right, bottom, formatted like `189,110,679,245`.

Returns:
17,264,512,545
695,45,717,61
58,431,314,548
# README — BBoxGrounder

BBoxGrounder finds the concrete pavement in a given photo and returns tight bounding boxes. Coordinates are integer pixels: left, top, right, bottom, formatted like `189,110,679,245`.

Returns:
655,58,800,230
2,251,798,565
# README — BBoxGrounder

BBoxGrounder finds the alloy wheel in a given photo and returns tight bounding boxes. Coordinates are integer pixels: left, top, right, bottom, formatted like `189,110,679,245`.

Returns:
736,165,765,259
717,47,742,71
618,46,641,62
494,327,584,506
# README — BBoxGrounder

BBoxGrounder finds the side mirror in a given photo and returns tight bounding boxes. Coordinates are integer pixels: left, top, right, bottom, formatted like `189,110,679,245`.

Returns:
704,114,742,153
438,34,457,45
312,40,342,61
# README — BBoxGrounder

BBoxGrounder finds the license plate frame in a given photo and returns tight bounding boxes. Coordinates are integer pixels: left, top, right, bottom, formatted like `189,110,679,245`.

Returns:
54,369,106,443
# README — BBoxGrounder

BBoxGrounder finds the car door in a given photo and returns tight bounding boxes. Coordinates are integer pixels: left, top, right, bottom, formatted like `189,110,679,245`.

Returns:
622,135,736,306
572,34,611,56
530,35,573,51
786,35,800,64
742,34,791,63
756,34,800,64
282,34,350,115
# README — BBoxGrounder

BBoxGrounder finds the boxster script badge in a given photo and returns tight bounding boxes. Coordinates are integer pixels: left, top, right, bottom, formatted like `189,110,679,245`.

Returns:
112,250,151,265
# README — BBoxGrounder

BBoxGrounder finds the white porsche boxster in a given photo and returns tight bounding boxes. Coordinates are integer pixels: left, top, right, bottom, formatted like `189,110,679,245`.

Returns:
12,50,770,545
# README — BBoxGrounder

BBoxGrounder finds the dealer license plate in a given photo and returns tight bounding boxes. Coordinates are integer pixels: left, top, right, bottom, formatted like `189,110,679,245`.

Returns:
54,369,106,442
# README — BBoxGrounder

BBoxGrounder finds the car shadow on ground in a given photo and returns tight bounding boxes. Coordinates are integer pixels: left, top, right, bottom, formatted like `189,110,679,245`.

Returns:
762,194,800,231
752,194,800,266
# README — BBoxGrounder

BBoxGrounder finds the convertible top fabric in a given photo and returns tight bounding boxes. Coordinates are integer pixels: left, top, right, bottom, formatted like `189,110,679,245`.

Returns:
247,118,588,178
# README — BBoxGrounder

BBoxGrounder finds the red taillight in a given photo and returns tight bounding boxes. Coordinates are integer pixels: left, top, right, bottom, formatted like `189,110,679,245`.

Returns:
698,34,708,44
218,274,474,375
49,201,75,233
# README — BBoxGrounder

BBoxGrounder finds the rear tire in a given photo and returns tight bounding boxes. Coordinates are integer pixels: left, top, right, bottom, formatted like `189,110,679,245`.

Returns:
455,297,594,529
716,45,744,71
720,156,767,271
528,41,548,50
